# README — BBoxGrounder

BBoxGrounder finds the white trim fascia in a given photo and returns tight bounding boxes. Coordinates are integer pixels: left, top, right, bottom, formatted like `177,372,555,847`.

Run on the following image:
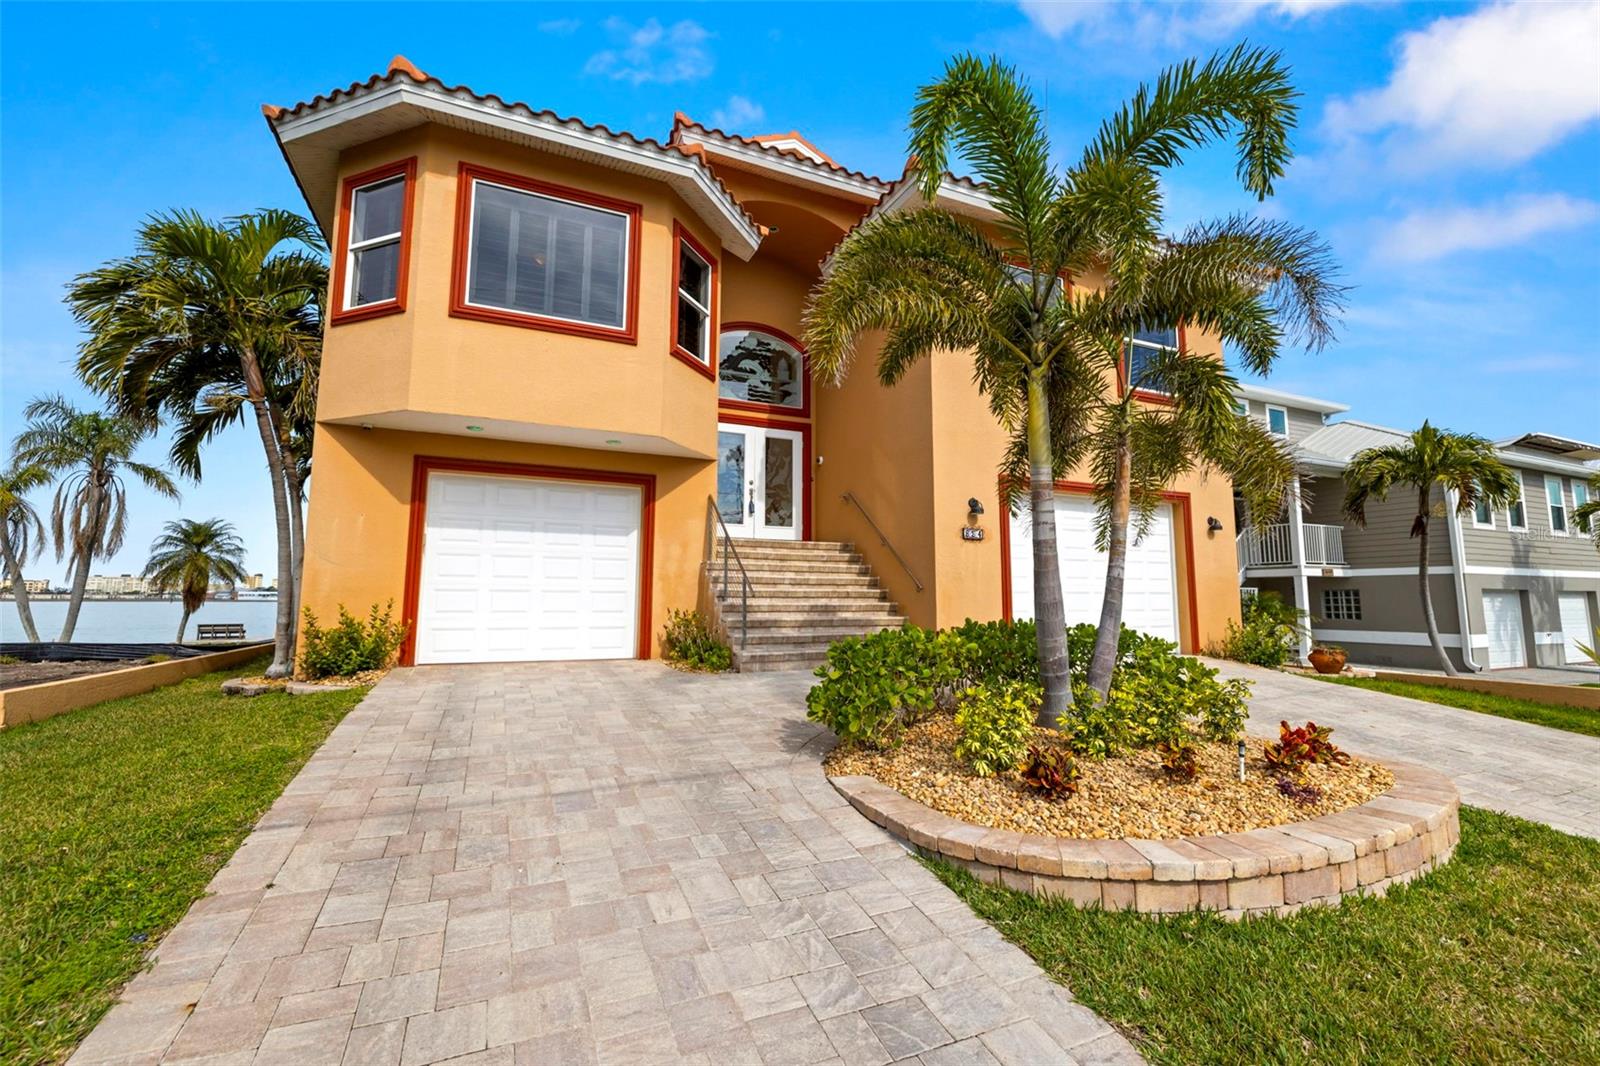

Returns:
1462,565,1600,579
1312,628,1472,649
1533,631,1567,645
1233,383,1349,415
275,83,763,259
1247,565,1461,578
673,131,884,202
874,175,1007,223
1496,449,1599,478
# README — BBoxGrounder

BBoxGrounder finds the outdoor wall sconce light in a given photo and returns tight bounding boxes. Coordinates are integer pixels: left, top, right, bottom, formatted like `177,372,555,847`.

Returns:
1207,516,1224,534
968,498,985,517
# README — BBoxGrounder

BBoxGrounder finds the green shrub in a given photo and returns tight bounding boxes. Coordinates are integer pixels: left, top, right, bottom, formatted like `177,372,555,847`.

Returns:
806,625,954,749
1205,591,1307,667
144,653,173,664
300,601,407,679
661,609,732,672
944,619,1040,689
1019,744,1079,799
953,680,1038,776
0,654,21,665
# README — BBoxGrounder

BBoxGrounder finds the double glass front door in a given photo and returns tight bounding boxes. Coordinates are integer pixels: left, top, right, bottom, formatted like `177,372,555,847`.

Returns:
716,422,803,540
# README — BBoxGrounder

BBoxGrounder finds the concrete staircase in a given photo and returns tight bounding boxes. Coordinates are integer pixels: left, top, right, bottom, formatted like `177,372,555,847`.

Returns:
709,539,906,672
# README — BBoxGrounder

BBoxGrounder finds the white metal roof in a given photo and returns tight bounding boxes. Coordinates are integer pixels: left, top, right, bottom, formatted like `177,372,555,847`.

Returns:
1233,383,1349,415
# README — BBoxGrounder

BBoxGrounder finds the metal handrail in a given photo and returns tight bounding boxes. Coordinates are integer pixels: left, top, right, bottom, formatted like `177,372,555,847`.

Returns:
705,497,752,648
840,491,925,592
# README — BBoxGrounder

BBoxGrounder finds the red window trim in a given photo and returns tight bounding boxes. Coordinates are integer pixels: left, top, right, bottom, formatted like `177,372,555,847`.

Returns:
670,220,718,379
330,157,417,326
715,411,813,540
400,456,657,665
716,321,812,419
995,478,1200,654
449,162,642,345
1116,323,1186,406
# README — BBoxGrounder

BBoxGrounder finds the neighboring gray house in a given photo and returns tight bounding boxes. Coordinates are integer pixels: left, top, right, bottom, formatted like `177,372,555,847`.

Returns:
1234,383,1600,672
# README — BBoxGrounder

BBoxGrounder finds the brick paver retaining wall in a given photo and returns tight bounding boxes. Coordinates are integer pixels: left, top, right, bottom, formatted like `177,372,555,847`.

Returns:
829,761,1460,918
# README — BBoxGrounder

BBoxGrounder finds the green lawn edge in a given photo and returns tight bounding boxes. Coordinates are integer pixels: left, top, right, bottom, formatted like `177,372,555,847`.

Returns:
1313,674,1600,738
927,806,1600,1065
0,657,370,1064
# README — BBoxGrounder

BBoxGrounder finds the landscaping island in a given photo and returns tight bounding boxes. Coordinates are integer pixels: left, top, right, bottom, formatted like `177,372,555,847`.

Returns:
810,620,1459,916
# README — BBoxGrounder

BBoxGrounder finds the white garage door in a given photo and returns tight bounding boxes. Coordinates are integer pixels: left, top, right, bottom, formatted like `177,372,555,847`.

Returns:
1481,590,1526,669
415,472,641,664
1009,496,1179,644
1558,593,1593,665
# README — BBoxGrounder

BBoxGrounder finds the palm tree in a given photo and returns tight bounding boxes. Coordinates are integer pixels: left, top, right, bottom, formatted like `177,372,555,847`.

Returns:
0,461,52,642
69,209,324,676
12,396,179,641
1343,422,1520,675
143,519,248,641
804,46,1311,725
1073,349,1313,696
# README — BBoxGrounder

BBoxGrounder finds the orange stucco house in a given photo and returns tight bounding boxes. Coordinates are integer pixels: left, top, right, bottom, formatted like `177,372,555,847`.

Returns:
268,58,1242,671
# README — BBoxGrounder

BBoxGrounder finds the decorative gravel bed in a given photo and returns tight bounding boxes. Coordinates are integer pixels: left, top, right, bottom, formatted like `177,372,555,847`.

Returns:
824,715,1394,840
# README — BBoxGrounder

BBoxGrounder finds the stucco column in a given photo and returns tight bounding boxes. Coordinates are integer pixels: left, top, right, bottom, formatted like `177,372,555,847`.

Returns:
1287,477,1312,663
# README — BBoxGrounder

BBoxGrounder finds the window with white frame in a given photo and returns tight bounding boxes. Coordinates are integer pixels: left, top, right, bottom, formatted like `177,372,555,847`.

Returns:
1126,326,1178,393
1266,404,1289,436
1546,475,1568,534
1230,397,1249,417
346,175,406,308
465,178,629,329
1472,494,1494,528
1322,587,1361,621
675,237,712,363
1575,480,1592,533
1507,473,1528,531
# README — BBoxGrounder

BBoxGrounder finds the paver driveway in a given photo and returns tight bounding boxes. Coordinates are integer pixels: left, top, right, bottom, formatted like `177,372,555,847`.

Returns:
1213,660,1600,839
72,663,1141,1066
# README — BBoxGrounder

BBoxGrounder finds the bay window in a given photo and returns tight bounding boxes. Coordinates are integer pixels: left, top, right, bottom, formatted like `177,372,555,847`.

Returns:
454,164,639,340
334,158,415,322
672,223,716,374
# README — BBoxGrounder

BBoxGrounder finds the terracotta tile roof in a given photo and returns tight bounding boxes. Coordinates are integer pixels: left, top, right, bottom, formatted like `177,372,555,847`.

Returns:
670,113,888,189
265,56,759,238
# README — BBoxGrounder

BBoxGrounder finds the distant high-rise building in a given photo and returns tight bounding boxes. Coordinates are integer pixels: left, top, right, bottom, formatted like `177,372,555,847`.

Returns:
85,573,150,595
1,577,49,594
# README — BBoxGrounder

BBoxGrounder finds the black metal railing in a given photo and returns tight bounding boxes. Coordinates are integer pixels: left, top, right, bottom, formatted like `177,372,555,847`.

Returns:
705,496,753,647
840,491,924,592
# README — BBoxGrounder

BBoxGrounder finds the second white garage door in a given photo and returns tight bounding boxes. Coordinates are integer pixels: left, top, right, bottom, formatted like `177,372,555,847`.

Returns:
414,472,642,664
1009,496,1179,644
1558,593,1593,665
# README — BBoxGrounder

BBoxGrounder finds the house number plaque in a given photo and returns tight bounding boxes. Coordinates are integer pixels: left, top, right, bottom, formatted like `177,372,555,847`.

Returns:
961,526,985,541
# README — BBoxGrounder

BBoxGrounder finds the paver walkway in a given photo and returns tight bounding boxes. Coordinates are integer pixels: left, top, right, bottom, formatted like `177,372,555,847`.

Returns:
1213,659,1600,839
72,663,1141,1066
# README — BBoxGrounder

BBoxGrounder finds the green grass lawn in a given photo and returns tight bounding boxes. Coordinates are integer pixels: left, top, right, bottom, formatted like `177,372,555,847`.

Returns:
1314,675,1600,738
0,659,369,1065
929,806,1600,1064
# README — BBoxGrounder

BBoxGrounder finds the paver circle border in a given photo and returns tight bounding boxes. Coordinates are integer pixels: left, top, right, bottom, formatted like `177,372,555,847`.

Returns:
829,758,1460,917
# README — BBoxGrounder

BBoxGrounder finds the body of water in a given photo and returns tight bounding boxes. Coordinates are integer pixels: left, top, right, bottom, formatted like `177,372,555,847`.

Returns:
1,599,282,643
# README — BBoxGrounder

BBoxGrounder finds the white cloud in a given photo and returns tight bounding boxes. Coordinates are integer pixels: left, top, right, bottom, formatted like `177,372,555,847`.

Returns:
584,18,713,85
538,18,581,35
1016,0,1356,45
710,95,765,131
1374,193,1600,263
1324,3,1600,169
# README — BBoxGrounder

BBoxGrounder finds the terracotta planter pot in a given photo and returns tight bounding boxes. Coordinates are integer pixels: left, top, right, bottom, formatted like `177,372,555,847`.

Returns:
1308,648,1347,675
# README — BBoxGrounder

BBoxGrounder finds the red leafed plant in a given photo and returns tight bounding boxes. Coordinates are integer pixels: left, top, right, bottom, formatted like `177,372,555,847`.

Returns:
1020,745,1080,800
1263,719,1349,778
1156,737,1199,783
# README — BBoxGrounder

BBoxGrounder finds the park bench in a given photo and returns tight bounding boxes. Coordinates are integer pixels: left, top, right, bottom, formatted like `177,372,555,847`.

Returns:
196,623,248,642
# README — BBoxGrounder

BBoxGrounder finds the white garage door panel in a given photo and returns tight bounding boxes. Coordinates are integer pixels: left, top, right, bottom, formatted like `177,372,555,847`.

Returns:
1559,593,1592,665
1481,590,1526,669
1009,497,1179,644
415,472,641,664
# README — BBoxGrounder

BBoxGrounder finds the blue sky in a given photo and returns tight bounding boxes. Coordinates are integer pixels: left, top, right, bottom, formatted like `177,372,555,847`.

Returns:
2,1,1597,586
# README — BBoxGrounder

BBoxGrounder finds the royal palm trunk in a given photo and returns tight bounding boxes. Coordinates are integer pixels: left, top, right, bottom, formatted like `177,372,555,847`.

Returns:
240,343,296,678
1027,368,1074,727
57,481,104,642
1416,487,1455,676
1088,429,1133,697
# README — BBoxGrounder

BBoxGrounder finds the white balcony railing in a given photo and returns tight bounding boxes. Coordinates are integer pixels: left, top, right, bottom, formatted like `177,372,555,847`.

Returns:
1237,522,1347,569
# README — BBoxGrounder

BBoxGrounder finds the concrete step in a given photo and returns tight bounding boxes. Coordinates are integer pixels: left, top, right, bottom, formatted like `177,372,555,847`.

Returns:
722,602,905,621
731,623,903,645
714,584,889,601
731,645,837,672
730,560,874,577
723,539,854,554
